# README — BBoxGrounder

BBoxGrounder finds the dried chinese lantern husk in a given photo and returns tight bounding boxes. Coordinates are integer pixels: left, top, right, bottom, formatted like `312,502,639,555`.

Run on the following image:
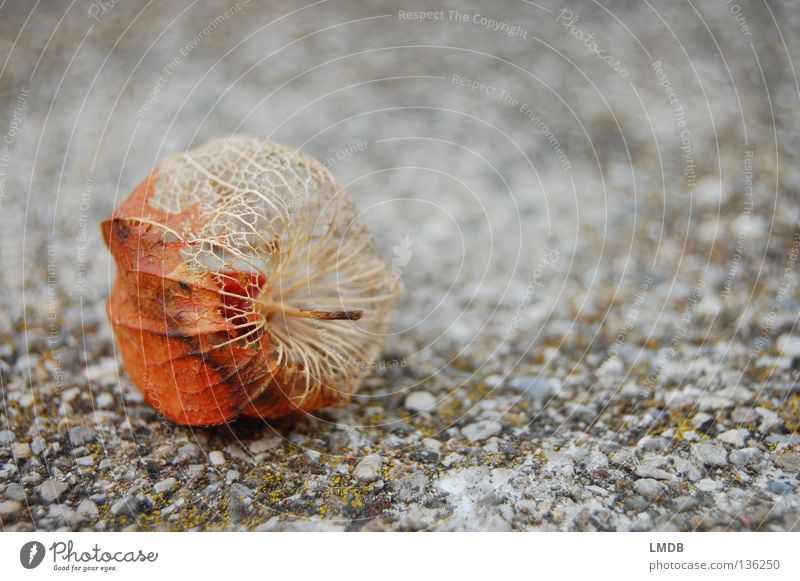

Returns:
102,136,396,426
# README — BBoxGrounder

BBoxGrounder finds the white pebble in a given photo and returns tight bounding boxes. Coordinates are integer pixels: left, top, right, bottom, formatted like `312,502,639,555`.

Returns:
717,429,748,448
154,477,177,494
12,442,31,459
95,393,114,409
462,420,502,443
404,391,436,413
353,454,382,482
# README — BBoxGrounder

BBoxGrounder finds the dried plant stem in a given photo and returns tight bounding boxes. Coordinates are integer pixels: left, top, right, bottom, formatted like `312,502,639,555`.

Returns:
259,299,362,321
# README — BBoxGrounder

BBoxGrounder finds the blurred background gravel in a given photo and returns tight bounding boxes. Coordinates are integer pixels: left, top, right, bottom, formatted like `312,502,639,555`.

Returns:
0,0,798,530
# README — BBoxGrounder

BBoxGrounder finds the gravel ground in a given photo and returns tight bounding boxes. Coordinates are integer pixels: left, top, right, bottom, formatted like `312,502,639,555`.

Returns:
1,0,799,531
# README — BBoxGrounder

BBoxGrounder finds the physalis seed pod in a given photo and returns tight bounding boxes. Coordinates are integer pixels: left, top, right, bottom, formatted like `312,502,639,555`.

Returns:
102,136,397,426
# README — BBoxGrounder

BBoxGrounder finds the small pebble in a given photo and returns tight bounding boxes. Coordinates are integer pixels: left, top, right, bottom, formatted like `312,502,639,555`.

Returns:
404,391,436,413
730,447,763,467
12,442,31,459
353,454,382,482
672,496,699,513
4,482,25,502
209,451,226,466
61,387,81,403
635,466,674,481
777,333,800,357
767,479,794,495
230,483,252,498
731,407,759,424
462,420,501,443
717,429,747,448
30,437,46,456
154,478,177,494
68,427,96,447
697,478,723,492
249,437,280,454
0,430,15,445
0,500,22,517
77,498,98,517
673,457,701,481
624,495,651,512
636,436,669,452
691,442,727,467
775,451,800,473
757,408,782,432
95,393,114,409
40,479,69,503
633,478,665,500
111,494,149,517
690,412,714,429
508,376,554,399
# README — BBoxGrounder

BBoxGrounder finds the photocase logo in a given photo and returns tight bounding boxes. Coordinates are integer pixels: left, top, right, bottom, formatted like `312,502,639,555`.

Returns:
20,541,46,569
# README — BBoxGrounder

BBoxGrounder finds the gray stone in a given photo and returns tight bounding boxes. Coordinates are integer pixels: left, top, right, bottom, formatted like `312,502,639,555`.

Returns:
691,412,714,429
4,483,25,502
353,454,382,482
110,494,149,517
697,395,734,411
757,409,782,432
691,442,727,467
697,478,723,492
731,407,759,424
777,333,800,357
30,437,45,455
717,429,748,448
715,386,753,403
75,455,94,467
12,442,31,459
672,495,699,513
228,488,253,524
767,479,794,495
201,483,222,496
95,393,114,409
730,447,763,467
61,388,81,403
68,427,96,447
404,391,436,413
775,451,800,473
673,458,701,481
508,376,554,399
209,451,225,466
40,479,69,503
230,483,252,497
0,500,22,517
396,472,427,502
154,478,177,494
635,466,675,481
77,499,98,517
249,437,280,454
48,505,82,527
633,478,665,500
0,430,15,445
609,449,636,467
462,420,501,443
636,436,669,452
624,495,651,512
174,443,200,463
